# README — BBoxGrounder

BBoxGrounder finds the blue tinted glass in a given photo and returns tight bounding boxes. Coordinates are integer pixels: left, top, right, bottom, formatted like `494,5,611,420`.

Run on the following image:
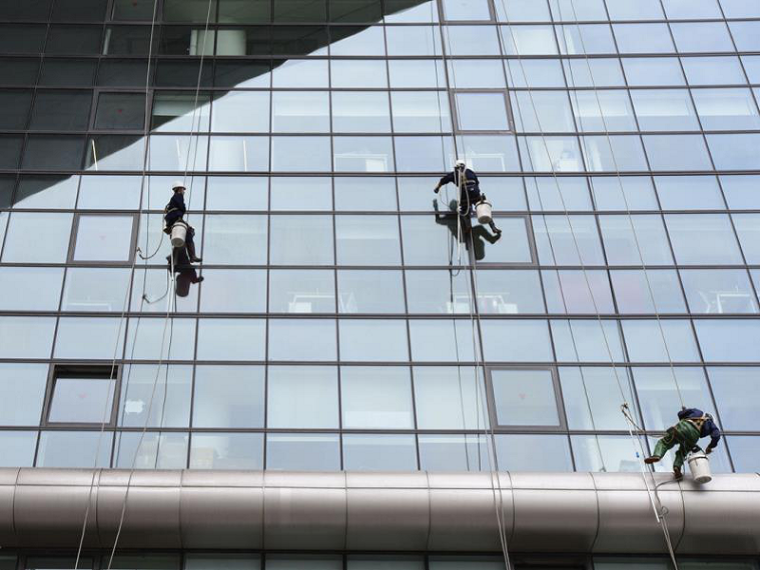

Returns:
692,88,760,131
611,269,687,314
727,436,760,473
681,269,758,314
556,24,616,56
733,214,760,263
613,24,674,54
708,367,760,431
551,320,625,362
681,57,746,86
495,434,573,471
267,366,339,428
266,433,341,471
707,134,760,170
729,21,760,52
622,320,700,363
643,135,712,171
339,320,409,361
606,0,663,19
655,176,725,210
343,434,418,471
694,319,760,362
665,214,743,265
633,367,715,431
480,320,553,362
572,434,642,472
341,367,413,428
623,58,684,87
269,319,337,361
671,22,734,53
721,176,760,209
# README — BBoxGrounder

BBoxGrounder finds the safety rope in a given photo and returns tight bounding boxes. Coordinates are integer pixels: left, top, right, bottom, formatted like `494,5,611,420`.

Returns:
560,0,685,409
499,1,683,566
434,8,513,570
72,0,162,567
559,2,687,565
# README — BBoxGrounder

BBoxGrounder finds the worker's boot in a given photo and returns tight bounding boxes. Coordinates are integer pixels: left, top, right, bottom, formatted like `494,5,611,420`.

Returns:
644,456,661,464
673,466,683,481
489,221,502,237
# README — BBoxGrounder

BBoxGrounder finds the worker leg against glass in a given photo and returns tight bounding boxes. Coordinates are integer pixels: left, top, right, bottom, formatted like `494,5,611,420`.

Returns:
184,225,201,263
646,420,700,479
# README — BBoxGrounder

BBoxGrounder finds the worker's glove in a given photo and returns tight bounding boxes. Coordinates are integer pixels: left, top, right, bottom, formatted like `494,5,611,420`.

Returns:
433,186,440,193
705,446,714,455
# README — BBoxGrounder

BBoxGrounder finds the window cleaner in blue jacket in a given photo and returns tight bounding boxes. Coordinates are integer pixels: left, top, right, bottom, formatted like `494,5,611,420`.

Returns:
645,407,721,480
165,180,202,264
434,160,501,237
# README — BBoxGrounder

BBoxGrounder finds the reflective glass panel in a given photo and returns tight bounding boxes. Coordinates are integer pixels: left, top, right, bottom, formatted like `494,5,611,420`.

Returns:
37,431,112,468
491,368,560,426
681,269,758,314
343,434,417,471
266,433,340,470
0,364,47,426
119,365,191,428
342,367,413,428
49,376,116,424
72,215,134,261
190,433,263,470
193,366,265,428
267,366,339,428
338,270,405,313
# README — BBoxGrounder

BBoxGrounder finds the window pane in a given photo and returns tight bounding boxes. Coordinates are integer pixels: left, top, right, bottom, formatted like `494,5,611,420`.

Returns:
665,214,744,265
193,366,264,428
385,26,442,56
119,365,191,428
551,319,625,362
480,320,553,362
581,135,648,172
212,92,269,133
456,93,509,131
203,215,267,265
634,367,715,431
335,216,400,265
268,319,337,361
199,270,267,313
692,88,760,131
681,269,758,314
391,92,450,133
269,269,335,313
728,436,760,473
511,91,573,133
36,431,112,467
491,368,560,426
721,175,760,210
78,175,141,210
414,366,484,429
623,58,684,87
206,176,268,210
533,215,606,265
333,136,394,172
611,269,686,314
613,24,674,54
495,434,573,471
2,212,73,263
190,433,263,470
621,320,700,363
124,317,196,361
408,319,477,362
590,176,658,211
114,432,188,469
342,367,413,428
335,177,397,211
49,377,115,424
654,176,725,210
682,56,745,86
30,91,91,130
0,364,47,426
419,434,490,472
388,60,445,88
267,366,338,428
196,319,265,361
671,22,733,53
266,433,340,470
542,269,614,314
332,92,390,133
0,317,56,359
707,134,760,171
0,431,37,467
404,270,475,315
270,215,334,265
339,320,408,361
501,25,557,56
476,269,545,314
708,367,760,431
599,215,674,265
271,136,331,172
571,434,641,472
73,215,134,261
54,317,125,359
338,270,405,313
694,319,760,362
0,267,63,311
272,91,329,132
273,59,328,87
560,367,635,430
570,90,636,132
343,434,417,471
733,213,760,263
331,60,387,88
631,90,699,131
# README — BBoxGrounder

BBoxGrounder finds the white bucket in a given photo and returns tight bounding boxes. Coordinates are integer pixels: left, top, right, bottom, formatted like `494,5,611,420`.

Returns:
170,222,188,248
476,200,493,224
687,451,712,484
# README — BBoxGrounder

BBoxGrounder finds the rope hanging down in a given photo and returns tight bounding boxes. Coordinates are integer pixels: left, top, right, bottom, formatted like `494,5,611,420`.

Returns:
499,0,683,566
73,0,213,568
434,5,513,570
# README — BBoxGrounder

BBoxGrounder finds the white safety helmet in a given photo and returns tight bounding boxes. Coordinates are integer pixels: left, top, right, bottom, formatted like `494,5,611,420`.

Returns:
454,159,466,170
172,180,186,191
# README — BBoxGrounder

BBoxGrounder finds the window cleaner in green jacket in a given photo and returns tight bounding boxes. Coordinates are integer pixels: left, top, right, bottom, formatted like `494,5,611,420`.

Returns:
645,407,721,480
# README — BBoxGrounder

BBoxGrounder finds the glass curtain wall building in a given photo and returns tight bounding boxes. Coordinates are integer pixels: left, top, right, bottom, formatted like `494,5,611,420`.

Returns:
2,0,760,485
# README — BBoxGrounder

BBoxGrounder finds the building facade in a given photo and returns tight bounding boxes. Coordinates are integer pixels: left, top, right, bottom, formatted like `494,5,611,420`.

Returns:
1,0,760,567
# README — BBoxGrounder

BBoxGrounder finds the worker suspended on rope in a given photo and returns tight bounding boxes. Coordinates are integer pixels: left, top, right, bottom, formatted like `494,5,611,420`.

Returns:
165,180,202,264
434,160,502,237
645,407,721,480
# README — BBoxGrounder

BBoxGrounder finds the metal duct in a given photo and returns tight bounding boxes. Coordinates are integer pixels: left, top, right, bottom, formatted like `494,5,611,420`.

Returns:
1,469,759,554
